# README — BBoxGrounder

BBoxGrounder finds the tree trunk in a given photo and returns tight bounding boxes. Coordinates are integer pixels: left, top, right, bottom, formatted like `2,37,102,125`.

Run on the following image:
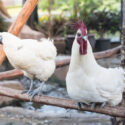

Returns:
22,0,38,29
121,0,125,68
113,0,125,124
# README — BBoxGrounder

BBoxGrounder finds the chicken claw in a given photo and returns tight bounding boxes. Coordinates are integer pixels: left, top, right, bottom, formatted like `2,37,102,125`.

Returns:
77,102,87,109
100,102,106,108
30,82,45,101
90,102,106,109
90,103,96,109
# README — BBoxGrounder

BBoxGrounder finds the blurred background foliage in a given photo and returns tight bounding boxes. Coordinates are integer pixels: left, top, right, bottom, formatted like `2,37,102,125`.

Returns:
37,0,121,38
2,0,120,38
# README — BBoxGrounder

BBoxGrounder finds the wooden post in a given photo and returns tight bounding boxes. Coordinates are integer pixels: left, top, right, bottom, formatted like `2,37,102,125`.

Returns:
0,0,39,65
113,0,125,124
121,0,125,68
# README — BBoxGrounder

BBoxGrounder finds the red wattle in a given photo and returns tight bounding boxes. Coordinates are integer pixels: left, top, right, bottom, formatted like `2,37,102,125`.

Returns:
79,40,87,55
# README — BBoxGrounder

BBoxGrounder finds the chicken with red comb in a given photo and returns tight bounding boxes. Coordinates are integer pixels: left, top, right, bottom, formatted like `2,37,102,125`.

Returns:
72,21,88,55
66,21,125,109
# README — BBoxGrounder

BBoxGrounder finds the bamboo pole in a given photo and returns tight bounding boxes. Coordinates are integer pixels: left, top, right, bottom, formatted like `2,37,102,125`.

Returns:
0,85,124,118
0,0,39,65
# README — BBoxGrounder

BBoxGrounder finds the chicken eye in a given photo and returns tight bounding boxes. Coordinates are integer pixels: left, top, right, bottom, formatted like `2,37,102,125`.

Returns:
77,33,81,37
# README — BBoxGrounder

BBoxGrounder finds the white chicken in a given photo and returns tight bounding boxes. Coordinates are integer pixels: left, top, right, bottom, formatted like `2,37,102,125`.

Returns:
66,21,125,108
0,32,57,100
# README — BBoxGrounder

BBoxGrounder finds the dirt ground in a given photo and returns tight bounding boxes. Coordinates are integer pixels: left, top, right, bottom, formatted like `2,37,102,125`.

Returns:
0,107,112,125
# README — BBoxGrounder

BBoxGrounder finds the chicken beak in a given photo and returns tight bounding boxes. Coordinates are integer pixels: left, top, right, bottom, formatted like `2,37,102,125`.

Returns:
0,36,3,44
82,36,88,41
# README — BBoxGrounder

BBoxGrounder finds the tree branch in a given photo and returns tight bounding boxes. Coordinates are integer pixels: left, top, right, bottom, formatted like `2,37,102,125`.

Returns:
0,69,23,80
94,45,121,59
0,85,124,117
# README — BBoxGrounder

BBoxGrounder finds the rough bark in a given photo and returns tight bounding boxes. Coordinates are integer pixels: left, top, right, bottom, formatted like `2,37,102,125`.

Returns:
0,85,125,118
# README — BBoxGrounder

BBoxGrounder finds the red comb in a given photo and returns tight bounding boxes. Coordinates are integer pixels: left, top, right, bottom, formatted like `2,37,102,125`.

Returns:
72,21,86,30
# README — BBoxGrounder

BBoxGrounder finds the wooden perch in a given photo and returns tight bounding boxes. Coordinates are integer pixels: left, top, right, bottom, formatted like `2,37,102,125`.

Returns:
0,85,124,118
0,0,39,65
56,58,71,67
94,45,121,59
0,45,121,80
0,69,23,80
0,59,71,80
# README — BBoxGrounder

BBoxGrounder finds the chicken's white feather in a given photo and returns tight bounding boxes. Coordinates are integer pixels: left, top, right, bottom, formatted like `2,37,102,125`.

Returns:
1,32,57,81
66,30,125,106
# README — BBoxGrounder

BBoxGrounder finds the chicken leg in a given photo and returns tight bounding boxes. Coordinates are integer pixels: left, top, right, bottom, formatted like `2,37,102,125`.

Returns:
21,79,34,95
30,82,45,101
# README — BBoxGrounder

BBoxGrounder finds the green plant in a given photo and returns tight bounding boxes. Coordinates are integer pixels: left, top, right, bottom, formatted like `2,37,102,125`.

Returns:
37,0,121,38
84,10,120,38
38,15,67,37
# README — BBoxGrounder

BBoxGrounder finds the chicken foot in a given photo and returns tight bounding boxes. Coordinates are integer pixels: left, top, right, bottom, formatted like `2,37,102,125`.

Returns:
29,82,45,101
77,102,106,110
90,102,107,109
77,102,88,109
